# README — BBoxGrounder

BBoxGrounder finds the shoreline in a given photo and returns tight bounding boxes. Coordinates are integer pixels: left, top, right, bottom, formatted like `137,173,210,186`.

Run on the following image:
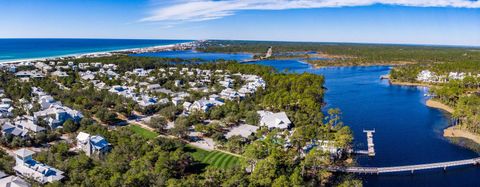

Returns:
444,126,480,146
425,99,454,113
424,99,480,147
0,41,197,65
388,80,480,147
388,80,432,87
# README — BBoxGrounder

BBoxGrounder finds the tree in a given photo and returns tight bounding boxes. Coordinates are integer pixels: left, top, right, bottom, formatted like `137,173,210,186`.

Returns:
211,132,226,143
159,106,178,121
249,157,278,186
63,119,78,133
95,108,117,124
171,117,190,138
289,167,304,187
0,150,14,174
272,175,290,187
245,111,260,125
148,116,168,132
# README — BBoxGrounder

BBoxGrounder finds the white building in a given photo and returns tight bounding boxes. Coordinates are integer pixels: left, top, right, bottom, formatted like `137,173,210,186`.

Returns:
416,70,435,82
257,110,291,129
76,132,111,157
13,149,64,184
33,105,83,129
187,98,224,113
225,124,259,139
0,175,30,187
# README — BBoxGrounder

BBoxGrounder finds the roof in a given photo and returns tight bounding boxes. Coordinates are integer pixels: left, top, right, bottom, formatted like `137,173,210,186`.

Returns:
15,148,35,158
90,135,109,150
76,132,90,142
0,175,31,187
225,124,259,139
0,171,7,179
258,111,291,129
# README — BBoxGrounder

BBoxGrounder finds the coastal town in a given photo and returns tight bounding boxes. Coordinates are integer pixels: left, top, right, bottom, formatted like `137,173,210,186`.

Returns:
0,42,354,186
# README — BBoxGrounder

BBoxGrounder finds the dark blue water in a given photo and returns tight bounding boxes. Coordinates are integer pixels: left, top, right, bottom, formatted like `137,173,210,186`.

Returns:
131,50,252,61
0,39,191,62
246,60,480,187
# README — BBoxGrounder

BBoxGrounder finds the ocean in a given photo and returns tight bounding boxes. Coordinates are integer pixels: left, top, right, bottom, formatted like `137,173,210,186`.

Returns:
0,38,191,62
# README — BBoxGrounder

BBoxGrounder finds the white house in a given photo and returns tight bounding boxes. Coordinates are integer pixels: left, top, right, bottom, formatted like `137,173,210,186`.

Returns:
416,70,435,82
187,98,224,113
257,110,291,129
225,124,259,139
50,70,68,78
449,72,466,80
2,122,28,139
76,132,111,157
33,105,83,129
13,148,64,184
0,175,30,187
13,116,46,134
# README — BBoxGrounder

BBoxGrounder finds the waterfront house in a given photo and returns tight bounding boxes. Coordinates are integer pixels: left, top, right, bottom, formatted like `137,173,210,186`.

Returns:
13,148,64,184
257,110,291,129
301,140,342,158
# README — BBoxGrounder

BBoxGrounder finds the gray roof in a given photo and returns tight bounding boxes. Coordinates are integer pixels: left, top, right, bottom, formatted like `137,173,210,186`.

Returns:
0,175,31,187
14,148,35,158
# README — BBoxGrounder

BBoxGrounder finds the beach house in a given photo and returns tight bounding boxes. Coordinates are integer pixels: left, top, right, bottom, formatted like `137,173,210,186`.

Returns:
13,148,64,184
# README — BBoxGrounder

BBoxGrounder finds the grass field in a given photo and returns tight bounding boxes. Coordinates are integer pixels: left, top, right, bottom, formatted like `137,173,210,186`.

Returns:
187,146,240,169
129,125,158,139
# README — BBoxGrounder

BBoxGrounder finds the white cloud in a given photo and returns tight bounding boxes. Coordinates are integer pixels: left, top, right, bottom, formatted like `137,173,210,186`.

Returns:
141,0,480,22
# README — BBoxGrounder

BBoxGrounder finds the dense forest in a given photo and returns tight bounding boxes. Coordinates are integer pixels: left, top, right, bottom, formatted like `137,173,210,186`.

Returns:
197,40,480,67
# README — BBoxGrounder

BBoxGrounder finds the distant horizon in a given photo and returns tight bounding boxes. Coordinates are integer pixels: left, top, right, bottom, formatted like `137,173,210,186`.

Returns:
1,38,479,48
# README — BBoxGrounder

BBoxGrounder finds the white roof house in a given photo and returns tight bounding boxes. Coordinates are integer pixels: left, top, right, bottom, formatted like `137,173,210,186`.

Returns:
449,72,466,80
13,116,46,133
33,105,83,129
13,148,64,184
2,122,28,138
76,132,111,157
50,71,68,77
187,98,224,113
79,71,96,80
0,175,31,187
416,70,435,82
225,124,259,139
257,111,291,129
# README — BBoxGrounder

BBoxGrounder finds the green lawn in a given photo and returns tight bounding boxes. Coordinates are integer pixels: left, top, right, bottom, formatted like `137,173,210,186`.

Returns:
187,145,240,169
129,125,158,139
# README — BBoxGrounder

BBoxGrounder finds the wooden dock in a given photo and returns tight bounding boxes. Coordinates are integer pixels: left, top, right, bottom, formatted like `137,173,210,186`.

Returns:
363,129,375,156
330,157,480,174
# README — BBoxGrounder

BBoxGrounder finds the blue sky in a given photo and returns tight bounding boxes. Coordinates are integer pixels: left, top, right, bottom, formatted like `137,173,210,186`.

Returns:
0,0,479,46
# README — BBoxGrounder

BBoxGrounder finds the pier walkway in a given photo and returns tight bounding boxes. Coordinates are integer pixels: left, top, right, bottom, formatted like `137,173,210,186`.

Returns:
331,157,480,174
364,130,375,156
